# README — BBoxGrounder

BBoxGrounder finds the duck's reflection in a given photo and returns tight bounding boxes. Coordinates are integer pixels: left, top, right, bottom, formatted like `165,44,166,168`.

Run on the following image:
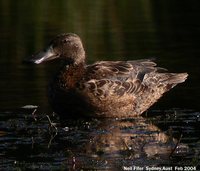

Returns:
59,116,188,169
86,118,187,156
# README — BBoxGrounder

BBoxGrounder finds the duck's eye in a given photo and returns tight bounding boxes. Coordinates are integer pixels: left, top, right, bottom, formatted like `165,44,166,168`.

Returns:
63,39,70,44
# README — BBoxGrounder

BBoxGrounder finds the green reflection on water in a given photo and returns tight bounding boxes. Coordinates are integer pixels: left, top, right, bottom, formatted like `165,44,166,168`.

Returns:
0,0,160,60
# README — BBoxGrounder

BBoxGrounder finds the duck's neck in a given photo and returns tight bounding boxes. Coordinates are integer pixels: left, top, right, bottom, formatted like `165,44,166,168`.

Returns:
58,62,86,89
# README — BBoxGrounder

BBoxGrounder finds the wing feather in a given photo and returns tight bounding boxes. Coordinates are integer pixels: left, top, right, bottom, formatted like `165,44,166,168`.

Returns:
85,59,161,81
82,78,146,99
81,59,159,99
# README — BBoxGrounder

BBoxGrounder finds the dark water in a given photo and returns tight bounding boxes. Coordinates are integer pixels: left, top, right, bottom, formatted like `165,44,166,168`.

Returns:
0,1,200,170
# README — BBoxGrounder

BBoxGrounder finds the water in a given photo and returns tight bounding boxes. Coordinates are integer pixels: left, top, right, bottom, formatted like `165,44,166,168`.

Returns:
0,1,200,170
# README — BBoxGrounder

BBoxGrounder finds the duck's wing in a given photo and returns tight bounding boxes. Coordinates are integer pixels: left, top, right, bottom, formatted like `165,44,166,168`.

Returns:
85,59,164,81
82,59,163,98
81,77,147,99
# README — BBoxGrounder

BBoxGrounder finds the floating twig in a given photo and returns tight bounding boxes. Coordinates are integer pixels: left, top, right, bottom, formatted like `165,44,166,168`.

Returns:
46,115,58,133
169,134,183,158
32,109,37,121
48,131,57,148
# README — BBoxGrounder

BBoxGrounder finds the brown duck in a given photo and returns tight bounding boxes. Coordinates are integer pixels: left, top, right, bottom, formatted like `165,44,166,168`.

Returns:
30,33,188,118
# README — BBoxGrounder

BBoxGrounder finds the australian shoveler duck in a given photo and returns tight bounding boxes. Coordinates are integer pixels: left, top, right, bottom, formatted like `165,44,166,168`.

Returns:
29,33,188,118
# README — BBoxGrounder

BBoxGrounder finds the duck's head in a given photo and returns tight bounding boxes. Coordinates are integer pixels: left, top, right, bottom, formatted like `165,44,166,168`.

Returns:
30,33,85,65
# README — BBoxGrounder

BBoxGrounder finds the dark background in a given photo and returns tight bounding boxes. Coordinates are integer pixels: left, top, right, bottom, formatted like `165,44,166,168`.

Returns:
0,0,199,112
0,1,200,170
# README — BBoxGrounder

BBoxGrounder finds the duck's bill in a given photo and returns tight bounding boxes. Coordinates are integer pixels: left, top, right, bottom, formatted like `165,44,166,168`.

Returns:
29,46,58,64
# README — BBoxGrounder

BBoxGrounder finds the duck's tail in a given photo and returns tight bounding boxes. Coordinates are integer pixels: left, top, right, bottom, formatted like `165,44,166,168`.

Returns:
166,72,188,87
130,72,188,116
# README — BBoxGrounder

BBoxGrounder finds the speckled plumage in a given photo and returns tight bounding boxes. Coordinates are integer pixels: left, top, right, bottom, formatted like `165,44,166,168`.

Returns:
30,33,188,118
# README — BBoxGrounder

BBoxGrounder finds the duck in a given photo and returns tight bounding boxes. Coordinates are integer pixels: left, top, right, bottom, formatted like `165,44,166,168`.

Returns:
29,33,188,118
